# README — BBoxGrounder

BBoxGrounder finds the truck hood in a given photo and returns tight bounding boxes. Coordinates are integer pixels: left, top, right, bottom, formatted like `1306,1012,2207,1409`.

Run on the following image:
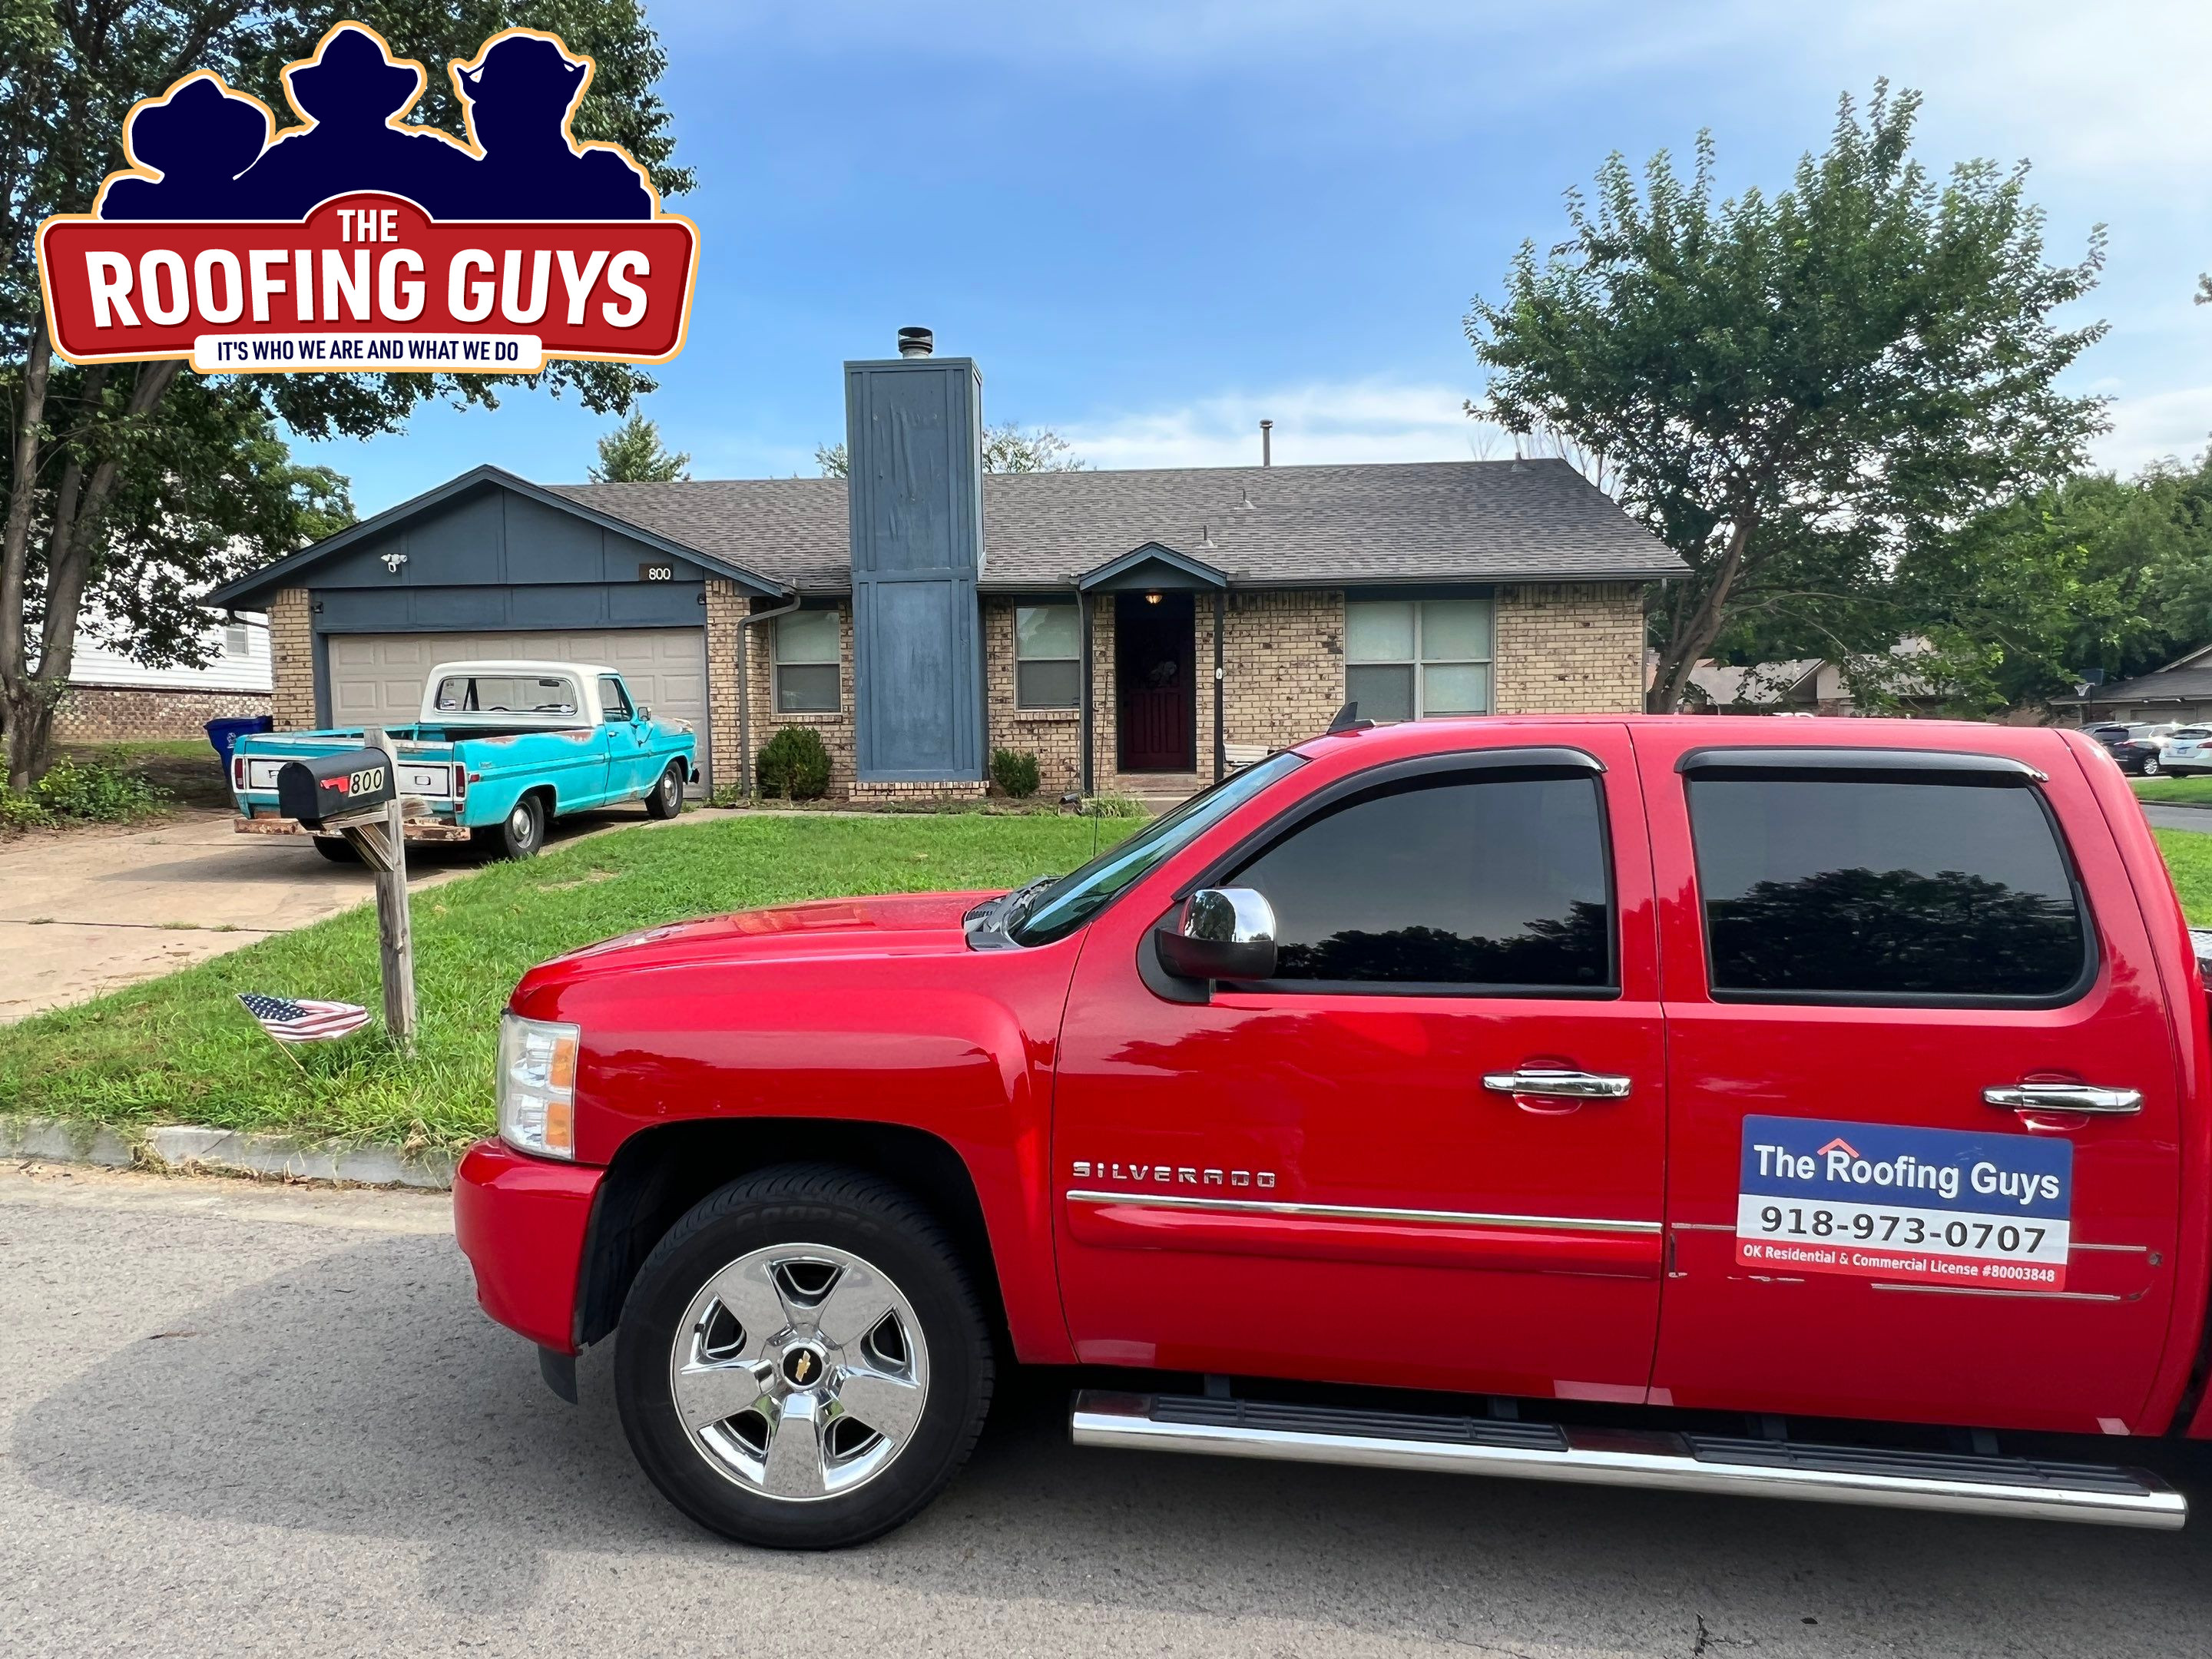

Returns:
518,889,997,992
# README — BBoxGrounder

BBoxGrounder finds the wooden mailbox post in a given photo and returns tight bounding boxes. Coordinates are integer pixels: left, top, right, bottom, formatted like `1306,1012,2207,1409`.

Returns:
276,727,420,1048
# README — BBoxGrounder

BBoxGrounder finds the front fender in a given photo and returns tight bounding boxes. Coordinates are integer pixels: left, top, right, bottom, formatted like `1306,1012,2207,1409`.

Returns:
521,942,1081,1363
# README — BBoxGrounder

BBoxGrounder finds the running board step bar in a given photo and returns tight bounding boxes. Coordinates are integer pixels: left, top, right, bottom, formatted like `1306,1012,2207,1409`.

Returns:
1069,1391,2186,1529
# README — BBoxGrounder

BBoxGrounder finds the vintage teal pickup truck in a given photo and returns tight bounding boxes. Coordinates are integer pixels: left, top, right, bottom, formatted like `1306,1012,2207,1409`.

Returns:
230,660,698,859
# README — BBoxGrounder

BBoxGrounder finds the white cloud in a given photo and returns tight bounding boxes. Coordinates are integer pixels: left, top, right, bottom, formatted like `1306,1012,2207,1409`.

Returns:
1061,379,1502,469
2096,384,2212,473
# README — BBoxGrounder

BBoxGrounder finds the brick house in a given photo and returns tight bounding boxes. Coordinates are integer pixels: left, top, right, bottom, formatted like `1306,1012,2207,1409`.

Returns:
210,342,1681,799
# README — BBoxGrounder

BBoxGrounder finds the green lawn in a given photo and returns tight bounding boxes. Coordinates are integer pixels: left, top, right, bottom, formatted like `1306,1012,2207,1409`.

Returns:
2154,830,2212,926
2132,775,2212,806
0,813,1124,1152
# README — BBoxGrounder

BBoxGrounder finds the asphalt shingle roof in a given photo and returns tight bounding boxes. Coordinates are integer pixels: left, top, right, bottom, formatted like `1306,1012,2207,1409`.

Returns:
551,458,1683,594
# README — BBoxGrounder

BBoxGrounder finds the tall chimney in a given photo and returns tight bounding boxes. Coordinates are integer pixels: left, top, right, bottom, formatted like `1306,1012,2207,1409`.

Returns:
843,329,985,786
1260,419,1273,467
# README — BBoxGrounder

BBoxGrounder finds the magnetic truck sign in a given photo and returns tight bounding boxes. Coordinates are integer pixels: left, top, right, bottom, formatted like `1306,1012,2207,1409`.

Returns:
1737,1114,2073,1290
35,22,697,374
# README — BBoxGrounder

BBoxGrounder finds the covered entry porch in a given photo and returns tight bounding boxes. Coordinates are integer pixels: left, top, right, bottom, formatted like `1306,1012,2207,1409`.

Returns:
1076,543,1227,797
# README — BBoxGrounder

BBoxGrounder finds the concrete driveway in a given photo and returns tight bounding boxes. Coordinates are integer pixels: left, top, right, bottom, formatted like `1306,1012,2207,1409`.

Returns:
0,803,712,1024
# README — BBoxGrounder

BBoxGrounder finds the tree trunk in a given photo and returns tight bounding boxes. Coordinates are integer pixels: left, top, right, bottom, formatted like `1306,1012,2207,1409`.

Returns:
1644,509,1760,712
1,324,55,786
4,682,61,793
6,359,181,789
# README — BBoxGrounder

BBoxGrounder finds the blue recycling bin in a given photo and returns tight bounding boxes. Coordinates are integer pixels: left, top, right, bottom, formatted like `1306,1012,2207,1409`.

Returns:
205,714,273,763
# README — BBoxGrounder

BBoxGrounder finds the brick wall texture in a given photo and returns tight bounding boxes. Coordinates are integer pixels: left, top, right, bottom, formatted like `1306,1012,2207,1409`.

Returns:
268,587,316,730
739,596,857,798
1492,582,1647,714
52,684,272,743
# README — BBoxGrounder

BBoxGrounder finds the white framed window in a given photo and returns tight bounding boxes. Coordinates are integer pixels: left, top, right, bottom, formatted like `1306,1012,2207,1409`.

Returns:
221,622,251,658
1345,596,1493,722
1015,604,1080,709
774,608,842,713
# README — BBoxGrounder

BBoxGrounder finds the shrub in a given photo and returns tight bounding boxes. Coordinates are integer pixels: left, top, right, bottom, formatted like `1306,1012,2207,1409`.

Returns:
1083,793,1150,819
755,727,832,801
989,747,1041,799
31,751,166,823
0,791,55,832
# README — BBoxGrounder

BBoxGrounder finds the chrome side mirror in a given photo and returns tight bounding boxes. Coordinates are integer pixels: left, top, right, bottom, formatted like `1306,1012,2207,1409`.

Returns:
1155,887,1277,982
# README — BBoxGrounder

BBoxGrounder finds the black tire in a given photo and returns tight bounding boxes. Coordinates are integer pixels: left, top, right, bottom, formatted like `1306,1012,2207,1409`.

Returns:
644,760,686,820
614,1165,994,1550
310,835,359,863
2142,756,2162,777
477,793,545,859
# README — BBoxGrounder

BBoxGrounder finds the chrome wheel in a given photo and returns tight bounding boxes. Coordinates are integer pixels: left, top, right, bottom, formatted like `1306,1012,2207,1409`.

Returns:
668,1243,929,1502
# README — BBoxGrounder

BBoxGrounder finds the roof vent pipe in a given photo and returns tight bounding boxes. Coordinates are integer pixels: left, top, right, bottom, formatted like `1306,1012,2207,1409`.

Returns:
1260,419,1273,467
896,326,934,358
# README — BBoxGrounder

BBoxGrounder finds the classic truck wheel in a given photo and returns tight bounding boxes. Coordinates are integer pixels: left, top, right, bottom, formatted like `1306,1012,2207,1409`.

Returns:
644,761,685,820
310,835,359,863
614,1167,993,1549
478,796,545,860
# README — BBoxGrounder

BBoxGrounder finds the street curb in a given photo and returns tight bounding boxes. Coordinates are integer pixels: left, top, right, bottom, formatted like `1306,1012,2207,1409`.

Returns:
2139,797,2212,811
0,1114,456,1190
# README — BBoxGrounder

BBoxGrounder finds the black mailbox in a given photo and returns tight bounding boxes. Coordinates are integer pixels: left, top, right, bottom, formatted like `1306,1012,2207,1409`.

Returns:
277,750,395,829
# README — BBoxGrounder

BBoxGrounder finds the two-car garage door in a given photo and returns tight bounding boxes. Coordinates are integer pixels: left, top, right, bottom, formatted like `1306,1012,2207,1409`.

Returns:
325,629,711,791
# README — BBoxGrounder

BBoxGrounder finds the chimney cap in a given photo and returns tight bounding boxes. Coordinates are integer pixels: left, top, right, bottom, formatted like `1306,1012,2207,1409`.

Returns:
896,326,935,358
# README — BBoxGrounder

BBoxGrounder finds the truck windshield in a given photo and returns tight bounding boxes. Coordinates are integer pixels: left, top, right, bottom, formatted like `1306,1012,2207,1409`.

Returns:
1009,751,1306,946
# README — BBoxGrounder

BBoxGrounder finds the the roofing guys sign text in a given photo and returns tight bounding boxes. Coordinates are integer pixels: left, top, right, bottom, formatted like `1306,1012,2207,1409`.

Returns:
37,22,698,374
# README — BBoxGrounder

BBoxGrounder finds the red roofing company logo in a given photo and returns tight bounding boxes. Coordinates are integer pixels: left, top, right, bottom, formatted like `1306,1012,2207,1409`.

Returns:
36,22,698,375
1817,1136,1860,1158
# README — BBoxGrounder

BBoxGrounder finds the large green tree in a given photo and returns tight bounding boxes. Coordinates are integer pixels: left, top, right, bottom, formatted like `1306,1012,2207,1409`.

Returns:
1467,84,2108,713
590,409,689,482
1899,452,2212,712
0,1,691,786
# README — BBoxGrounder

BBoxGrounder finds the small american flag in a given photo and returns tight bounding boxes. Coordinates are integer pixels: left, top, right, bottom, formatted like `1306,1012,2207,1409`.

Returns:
237,993,372,1043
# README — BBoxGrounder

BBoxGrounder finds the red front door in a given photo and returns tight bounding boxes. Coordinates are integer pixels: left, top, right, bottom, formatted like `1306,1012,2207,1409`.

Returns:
1051,725,1670,1401
1635,727,2184,1434
1116,591,1194,771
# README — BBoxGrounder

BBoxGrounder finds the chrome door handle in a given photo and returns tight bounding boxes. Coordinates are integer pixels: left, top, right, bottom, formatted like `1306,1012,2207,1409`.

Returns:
1482,1068,1633,1101
1983,1084,2142,1116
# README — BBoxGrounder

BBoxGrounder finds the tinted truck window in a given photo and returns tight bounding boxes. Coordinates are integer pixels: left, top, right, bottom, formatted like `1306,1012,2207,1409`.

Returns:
1687,776,2088,1000
1230,773,1614,992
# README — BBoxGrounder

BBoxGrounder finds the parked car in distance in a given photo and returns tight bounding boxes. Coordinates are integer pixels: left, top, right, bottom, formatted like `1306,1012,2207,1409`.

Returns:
2156,727,2212,776
230,660,697,859
455,714,2212,1548
2106,737,2170,776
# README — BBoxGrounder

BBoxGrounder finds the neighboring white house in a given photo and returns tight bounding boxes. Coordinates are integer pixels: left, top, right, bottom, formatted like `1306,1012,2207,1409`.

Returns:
58,611,273,742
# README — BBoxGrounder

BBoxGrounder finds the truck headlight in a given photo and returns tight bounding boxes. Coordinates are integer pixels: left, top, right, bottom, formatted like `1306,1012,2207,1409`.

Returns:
498,1012,580,1160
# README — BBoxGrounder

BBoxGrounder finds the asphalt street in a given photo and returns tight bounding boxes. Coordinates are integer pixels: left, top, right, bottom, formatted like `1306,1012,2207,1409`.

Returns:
2141,803,2212,835
5,1166,2212,1658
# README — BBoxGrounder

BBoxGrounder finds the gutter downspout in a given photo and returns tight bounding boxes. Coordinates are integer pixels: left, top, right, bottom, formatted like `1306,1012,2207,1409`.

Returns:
737,592,803,804
1079,589,1094,797
1213,589,1226,783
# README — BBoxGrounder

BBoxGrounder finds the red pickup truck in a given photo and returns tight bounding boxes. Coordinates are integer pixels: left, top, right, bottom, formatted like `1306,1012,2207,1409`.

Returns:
454,714,2212,1548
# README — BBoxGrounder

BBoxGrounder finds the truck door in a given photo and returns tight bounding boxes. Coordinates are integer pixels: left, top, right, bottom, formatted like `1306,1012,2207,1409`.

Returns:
1639,731,2183,1433
1051,727,1669,1402
598,675,650,800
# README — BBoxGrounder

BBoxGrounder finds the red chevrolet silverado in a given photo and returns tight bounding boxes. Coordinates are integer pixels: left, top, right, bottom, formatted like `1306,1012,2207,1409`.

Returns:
453,714,2212,1548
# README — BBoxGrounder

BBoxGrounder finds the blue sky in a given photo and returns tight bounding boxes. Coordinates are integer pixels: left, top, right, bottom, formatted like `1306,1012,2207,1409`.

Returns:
303,0,2212,515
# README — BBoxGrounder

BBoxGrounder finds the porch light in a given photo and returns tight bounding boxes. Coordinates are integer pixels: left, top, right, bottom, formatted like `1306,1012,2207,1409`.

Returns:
1145,591,1161,604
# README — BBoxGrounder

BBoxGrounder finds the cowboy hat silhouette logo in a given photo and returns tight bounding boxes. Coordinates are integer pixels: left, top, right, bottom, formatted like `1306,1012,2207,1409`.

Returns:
97,22,654,223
